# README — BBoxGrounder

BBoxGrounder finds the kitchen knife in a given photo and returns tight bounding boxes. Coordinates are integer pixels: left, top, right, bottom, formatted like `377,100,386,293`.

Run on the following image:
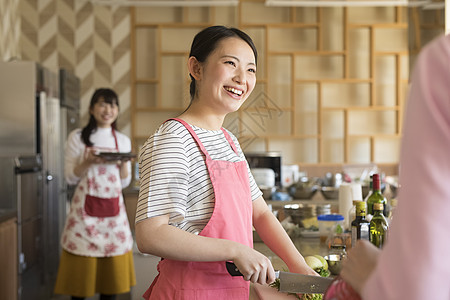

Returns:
226,261,333,294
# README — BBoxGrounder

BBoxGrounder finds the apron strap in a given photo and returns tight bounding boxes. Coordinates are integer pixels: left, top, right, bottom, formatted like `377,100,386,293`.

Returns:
220,128,239,155
166,118,239,158
166,118,212,161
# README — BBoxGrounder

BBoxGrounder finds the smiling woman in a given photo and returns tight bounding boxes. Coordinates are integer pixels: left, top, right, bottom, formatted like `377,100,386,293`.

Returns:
183,25,258,124
53,88,135,300
135,26,317,300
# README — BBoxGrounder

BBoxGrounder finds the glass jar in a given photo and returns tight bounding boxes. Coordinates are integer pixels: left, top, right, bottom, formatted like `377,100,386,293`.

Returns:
318,214,345,243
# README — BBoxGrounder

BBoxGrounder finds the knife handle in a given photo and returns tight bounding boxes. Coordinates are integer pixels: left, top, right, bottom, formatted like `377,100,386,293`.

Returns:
226,262,243,276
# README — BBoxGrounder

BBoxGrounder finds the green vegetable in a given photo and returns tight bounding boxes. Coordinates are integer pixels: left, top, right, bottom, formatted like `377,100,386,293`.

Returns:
317,267,330,278
269,278,301,299
302,293,323,300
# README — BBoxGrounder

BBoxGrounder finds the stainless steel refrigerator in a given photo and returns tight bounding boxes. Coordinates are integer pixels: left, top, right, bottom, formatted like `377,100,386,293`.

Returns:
59,68,80,203
0,61,65,300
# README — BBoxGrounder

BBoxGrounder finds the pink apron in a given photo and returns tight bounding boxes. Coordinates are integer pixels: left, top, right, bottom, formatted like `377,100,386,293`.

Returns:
143,118,253,299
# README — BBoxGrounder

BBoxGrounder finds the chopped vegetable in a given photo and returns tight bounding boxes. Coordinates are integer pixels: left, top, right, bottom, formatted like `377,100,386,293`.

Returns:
269,254,329,300
302,293,323,300
317,267,330,278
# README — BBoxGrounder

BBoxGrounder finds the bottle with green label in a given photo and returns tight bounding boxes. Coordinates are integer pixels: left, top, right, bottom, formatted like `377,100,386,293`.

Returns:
369,203,389,248
351,201,370,248
366,173,387,216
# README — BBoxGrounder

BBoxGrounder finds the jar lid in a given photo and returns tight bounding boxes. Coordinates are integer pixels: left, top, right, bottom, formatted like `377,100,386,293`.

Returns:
317,214,345,221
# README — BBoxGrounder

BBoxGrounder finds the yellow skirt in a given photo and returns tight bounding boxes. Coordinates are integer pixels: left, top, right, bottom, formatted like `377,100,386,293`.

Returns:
53,250,136,298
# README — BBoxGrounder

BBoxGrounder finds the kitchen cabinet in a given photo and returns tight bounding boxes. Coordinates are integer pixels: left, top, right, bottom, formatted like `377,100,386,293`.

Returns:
0,216,18,300
130,0,409,170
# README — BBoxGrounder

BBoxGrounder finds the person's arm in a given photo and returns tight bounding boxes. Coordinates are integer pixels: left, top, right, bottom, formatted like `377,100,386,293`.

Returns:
73,148,103,178
341,35,450,300
64,130,102,184
117,132,132,187
340,240,380,294
135,216,276,284
252,196,317,276
118,160,130,179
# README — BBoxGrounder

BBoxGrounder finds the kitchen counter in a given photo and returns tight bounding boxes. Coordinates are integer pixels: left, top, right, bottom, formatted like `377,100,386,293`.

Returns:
0,209,16,223
0,210,17,300
254,234,331,271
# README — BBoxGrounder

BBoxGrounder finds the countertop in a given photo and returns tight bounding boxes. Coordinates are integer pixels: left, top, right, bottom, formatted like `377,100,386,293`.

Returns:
0,209,17,223
253,233,331,271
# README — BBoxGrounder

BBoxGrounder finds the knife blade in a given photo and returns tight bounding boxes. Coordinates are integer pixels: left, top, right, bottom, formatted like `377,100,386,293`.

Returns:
226,261,333,294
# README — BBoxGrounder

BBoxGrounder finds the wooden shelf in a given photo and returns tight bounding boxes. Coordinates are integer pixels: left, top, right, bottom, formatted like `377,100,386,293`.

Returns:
130,1,413,166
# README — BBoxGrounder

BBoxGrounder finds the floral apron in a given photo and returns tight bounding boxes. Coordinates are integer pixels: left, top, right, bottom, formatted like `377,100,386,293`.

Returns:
61,129,133,257
143,118,253,300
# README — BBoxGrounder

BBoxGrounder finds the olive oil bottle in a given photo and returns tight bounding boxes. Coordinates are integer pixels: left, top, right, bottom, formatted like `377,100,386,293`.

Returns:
351,201,370,248
369,203,389,248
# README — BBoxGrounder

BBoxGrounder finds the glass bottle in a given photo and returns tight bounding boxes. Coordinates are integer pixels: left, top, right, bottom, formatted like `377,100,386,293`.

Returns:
347,200,358,232
369,203,389,248
388,198,398,225
366,173,387,216
351,201,370,248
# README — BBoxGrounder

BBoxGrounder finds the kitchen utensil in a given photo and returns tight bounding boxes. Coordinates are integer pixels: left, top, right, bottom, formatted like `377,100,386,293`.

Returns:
226,262,333,294
96,152,136,161
283,203,331,228
324,254,344,275
261,186,276,200
288,177,319,199
321,186,339,200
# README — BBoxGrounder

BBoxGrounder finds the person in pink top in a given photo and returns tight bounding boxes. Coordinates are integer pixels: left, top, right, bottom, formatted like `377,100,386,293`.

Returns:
340,34,450,299
135,26,316,299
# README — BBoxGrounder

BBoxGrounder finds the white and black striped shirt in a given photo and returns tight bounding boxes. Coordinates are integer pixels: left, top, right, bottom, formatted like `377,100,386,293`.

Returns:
136,120,262,234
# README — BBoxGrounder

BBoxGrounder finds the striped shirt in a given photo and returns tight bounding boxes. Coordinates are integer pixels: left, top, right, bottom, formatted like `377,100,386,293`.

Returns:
136,119,262,234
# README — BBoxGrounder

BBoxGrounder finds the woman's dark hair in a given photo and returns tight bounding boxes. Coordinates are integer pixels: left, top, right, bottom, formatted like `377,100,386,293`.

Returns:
81,88,119,146
188,25,258,100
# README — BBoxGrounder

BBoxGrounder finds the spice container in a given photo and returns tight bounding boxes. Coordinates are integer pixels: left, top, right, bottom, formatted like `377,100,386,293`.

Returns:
318,214,345,243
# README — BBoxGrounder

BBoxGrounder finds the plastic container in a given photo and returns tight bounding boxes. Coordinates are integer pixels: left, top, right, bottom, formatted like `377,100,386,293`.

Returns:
318,214,345,243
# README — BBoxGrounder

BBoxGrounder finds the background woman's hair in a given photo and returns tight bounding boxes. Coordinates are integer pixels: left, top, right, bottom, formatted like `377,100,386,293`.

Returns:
188,25,258,101
81,88,119,146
